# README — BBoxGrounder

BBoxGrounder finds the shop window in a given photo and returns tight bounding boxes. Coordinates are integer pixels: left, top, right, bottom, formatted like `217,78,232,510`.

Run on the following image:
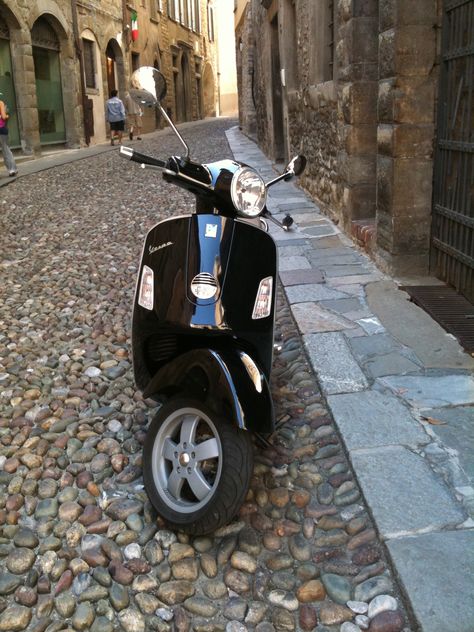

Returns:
31,17,66,144
82,39,96,89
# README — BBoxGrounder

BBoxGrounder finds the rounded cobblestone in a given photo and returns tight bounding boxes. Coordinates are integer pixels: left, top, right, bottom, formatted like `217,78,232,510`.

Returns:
0,119,411,632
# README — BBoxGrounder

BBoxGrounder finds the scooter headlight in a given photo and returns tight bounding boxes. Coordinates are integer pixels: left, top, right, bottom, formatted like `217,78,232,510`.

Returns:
231,167,267,218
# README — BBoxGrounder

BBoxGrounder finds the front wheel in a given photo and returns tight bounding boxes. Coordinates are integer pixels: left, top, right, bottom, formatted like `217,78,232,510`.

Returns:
143,397,253,534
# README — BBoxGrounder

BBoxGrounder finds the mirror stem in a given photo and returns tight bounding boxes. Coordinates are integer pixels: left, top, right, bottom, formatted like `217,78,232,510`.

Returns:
263,209,291,231
265,171,293,189
158,103,190,159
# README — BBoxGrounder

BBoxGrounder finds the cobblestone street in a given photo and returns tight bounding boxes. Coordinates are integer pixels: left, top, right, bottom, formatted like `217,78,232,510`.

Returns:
0,120,411,632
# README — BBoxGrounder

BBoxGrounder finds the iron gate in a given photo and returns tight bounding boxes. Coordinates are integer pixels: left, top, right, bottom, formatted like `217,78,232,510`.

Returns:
431,0,474,303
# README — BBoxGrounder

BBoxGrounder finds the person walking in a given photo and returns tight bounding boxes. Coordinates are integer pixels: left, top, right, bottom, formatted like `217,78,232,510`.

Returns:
124,91,143,141
105,89,126,146
0,93,17,177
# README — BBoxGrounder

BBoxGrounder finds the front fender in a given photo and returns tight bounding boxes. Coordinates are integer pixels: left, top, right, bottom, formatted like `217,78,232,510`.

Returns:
143,348,274,433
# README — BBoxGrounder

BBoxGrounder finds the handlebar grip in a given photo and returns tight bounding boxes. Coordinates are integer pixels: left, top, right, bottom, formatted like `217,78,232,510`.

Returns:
119,146,166,169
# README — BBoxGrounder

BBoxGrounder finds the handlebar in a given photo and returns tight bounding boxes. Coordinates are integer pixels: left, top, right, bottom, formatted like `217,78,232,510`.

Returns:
119,146,166,169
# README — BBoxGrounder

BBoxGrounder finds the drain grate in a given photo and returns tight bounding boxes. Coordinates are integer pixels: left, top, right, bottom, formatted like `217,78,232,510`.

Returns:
401,285,474,354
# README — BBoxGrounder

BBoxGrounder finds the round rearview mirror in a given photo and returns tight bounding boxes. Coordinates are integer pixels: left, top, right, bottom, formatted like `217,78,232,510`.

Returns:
129,66,167,108
287,155,307,177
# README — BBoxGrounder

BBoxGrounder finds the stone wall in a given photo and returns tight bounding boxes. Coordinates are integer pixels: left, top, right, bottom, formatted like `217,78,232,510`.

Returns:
236,0,442,276
375,0,441,274
289,87,342,220
235,4,257,138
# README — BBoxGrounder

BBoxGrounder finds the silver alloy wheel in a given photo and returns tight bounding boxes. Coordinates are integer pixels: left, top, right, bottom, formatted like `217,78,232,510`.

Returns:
150,406,223,514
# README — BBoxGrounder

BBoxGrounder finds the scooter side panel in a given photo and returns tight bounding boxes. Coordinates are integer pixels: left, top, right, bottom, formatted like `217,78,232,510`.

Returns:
143,348,274,433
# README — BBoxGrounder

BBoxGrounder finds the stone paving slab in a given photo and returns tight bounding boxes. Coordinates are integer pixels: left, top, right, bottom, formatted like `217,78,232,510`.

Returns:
319,297,367,314
278,255,311,271
350,446,466,537
421,406,474,483
279,269,324,286
323,266,374,278
288,214,325,225
364,352,422,378
366,280,474,370
277,201,319,210
285,283,348,303
378,374,474,409
348,333,414,362
387,530,474,632
326,274,382,287
292,302,356,334
304,332,369,394
308,235,343,249
308,251,365,265
300,225,340,238
328,391,429,450
355,316,385,335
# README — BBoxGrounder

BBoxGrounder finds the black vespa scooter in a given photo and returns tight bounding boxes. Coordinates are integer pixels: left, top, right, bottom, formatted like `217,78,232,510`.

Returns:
120,67,306,534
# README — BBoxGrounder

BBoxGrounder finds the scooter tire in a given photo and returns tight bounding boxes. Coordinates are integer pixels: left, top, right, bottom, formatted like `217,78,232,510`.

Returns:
143,397,254,535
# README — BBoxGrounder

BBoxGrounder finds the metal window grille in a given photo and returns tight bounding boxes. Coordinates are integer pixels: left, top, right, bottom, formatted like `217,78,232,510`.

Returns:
431,0,474,302
31,18,60,51
328,0,334,76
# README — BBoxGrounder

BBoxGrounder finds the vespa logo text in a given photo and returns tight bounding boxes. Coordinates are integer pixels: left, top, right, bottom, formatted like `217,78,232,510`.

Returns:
149,241,173,255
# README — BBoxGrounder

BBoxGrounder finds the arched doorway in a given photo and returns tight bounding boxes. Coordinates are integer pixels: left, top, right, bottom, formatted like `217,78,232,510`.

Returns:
202,63,215,118
0,16,19,147
31,16,66,144
105,39,124,98
173,47,191,123
106,41,116,95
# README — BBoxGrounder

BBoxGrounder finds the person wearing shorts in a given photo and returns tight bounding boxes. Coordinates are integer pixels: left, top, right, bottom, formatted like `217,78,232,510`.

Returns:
125,91,143,141
106,90,126,146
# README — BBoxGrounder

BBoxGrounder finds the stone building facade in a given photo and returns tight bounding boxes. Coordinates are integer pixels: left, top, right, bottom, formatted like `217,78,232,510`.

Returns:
235,0,473,297
0,0,219,154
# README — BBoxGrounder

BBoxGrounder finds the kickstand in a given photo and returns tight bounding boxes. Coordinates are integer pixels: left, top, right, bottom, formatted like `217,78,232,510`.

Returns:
254,432,274,449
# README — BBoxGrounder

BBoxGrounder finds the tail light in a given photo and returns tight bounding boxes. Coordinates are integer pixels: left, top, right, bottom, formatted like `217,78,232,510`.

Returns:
252,276,273,319
138,265,154,310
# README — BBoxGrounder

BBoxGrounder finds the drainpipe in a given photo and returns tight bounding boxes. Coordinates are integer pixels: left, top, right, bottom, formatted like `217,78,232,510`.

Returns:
71,0,90,145
123,0,130,51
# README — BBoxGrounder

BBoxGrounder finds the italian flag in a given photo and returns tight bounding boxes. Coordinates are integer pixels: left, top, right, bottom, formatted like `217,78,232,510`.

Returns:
131,10,138,41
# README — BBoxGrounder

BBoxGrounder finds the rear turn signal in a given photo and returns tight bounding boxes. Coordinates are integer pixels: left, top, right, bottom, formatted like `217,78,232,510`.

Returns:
138,265,154,310
252,276,273,319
